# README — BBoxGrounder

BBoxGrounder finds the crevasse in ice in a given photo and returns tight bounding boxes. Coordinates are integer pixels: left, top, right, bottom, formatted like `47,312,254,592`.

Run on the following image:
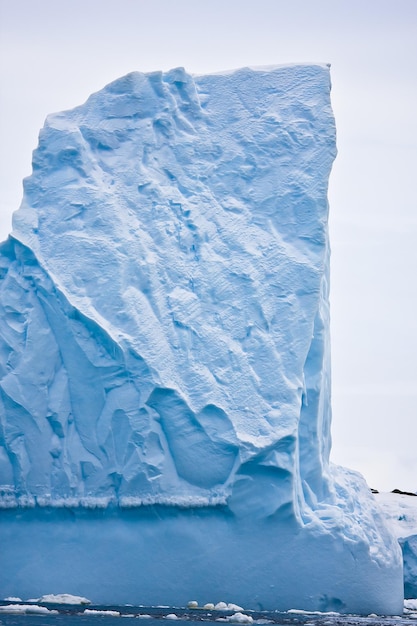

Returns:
0,65,403,613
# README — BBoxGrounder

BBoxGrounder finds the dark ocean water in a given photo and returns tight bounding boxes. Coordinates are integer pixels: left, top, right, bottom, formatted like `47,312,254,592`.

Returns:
0,603,413,626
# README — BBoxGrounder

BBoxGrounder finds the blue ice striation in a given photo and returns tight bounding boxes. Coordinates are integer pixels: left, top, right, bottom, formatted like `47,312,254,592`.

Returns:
0,65,403,613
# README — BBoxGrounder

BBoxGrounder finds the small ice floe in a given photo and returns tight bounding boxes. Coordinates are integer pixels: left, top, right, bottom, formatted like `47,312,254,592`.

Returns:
164,614,179,620
187,600,245,612
230,613,253,624
404,600,417,622
214,602,244,611
405,599,417,612
218,613,253,624
37,593,92,604
3,597,22,602
137,615,152,619
0,604,58,615
83,609,121,616
287,609,340,616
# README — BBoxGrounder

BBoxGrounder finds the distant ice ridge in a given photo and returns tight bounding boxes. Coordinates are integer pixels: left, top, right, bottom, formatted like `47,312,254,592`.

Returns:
376,492,417,598
31,594,91,605
0,65,402,613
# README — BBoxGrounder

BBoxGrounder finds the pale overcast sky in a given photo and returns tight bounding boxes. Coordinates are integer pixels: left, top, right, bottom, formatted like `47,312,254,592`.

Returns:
0,0,416,491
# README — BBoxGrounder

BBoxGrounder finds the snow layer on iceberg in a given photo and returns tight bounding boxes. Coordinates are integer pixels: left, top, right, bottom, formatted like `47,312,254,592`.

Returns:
0,65,402,614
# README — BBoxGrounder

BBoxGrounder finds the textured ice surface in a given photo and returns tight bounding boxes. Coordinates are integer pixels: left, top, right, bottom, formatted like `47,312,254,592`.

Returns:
376,492,417,598
0,65,402,613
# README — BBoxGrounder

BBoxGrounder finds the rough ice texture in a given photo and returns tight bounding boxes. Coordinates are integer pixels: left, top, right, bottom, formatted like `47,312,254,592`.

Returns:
376,492,417,598
0,65,402,613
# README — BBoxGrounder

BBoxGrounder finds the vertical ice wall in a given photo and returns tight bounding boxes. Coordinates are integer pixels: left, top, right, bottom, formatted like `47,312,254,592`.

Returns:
0,65,403,613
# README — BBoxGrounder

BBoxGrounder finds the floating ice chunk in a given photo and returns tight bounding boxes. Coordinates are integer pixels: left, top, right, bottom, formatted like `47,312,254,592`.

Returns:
83,608,121,616
287,609,311,614
165,614,179,620
0,605,25,614
187,601,199,608
26,605,59,614
0,604,58,614
405,599,417,611
3,597,22,602
37,593,91,604
226,613,253,624
203,603,215,610
214,602,243,611
287,609,340,616
226,604,244,612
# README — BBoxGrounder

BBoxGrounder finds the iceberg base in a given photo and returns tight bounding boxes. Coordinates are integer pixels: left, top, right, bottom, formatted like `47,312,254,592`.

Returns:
0,506,403,615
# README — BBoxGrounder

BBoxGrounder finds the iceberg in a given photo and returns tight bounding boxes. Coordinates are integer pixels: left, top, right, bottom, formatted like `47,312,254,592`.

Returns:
31,594,92,605
376,491,417,598
0,65,402,613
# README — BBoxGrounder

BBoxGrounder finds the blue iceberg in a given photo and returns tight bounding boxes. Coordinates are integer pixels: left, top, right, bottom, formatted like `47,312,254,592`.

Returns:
0,65,402,613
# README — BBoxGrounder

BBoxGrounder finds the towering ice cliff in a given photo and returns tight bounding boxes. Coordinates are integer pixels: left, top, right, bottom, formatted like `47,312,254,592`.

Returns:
0,65,402,613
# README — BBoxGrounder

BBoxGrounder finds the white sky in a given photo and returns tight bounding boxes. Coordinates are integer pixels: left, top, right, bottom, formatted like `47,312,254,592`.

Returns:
0,0,416,492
